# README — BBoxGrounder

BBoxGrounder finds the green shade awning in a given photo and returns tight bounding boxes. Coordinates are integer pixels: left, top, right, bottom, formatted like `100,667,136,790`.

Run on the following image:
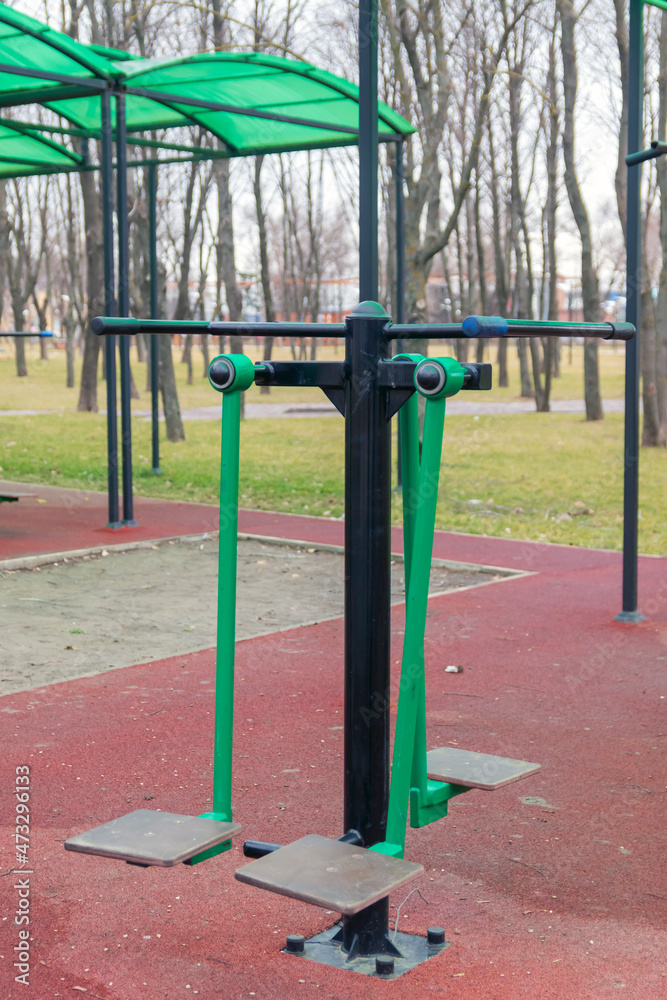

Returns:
0,7,414,176
0,6,112,107
47,52,414,154
0,120,83,177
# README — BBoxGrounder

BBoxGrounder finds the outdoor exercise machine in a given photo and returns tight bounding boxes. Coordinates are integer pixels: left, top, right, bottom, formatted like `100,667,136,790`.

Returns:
66,305,632,978
64,0,636,976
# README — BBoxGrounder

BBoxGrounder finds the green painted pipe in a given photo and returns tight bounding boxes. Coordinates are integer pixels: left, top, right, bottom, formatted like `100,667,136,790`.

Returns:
207,354,255,821
376,357,466,857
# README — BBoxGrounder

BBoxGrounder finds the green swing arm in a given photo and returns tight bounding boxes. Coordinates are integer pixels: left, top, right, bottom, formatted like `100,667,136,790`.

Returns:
189,354,255,864
372,356,471,860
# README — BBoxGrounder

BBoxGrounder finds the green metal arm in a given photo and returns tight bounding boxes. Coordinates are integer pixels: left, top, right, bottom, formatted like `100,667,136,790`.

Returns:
372,358,469,859
189,355,254,864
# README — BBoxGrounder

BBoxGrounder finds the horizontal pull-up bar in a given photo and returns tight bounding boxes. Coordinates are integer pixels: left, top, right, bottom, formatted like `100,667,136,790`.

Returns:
91,316,348,337
385,317,635,341
92,314,635,341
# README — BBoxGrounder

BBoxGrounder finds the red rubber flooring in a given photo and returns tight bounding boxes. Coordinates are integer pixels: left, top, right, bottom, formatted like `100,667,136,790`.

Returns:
2,493,666,999
0,479,625,580
0,481,221,561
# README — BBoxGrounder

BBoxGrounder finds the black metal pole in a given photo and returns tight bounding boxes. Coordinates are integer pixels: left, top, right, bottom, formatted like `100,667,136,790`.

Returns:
101,91,120,529
148,162,161,475
116,94,137,525
343,302,392,956
618,0,643,623
358,0,378,302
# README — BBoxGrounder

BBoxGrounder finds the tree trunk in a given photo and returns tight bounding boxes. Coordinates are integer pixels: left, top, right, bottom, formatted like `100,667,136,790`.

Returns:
77,167,104,411
517,340,532,397
613,0,629,239
641,288,660,445
201,333,210,377
12,298,27,376
534,15,560,413
254,155,276,393
497,339,508,387
216,160,243,324
653,11,667,445
64,314,76,388
182,333,194,385
158,334,185,442
557,0,603,420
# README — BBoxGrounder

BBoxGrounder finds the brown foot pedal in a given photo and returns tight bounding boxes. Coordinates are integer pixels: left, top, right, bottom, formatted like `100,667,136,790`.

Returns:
64,809,241,867
235,834,423,914
426,747,540,790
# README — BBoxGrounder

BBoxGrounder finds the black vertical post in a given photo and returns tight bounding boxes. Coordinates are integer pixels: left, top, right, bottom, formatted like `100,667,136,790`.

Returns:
358,0,378,302
342,0,390,954
343,302,392,956
618,0,644,622
116,94,137,525
101,91,120,529
148,162,161,475
347,0,385,842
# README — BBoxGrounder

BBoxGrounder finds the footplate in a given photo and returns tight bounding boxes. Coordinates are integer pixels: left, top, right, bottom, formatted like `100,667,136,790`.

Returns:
235,834,423,914
64,809,242,866
426,747,540,790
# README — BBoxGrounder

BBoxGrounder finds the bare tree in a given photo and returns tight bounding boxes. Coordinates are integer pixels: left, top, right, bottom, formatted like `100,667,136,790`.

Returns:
7,179,48,377
254,154,276,392
654,10,667,445
557,0,603,420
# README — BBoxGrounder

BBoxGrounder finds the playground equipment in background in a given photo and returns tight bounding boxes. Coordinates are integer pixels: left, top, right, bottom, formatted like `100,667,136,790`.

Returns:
3,330,53,345
65,305,632,979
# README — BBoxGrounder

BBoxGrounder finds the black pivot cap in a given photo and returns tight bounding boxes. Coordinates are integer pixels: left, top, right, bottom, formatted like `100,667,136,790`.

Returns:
209,357,235,390
414,361,446,396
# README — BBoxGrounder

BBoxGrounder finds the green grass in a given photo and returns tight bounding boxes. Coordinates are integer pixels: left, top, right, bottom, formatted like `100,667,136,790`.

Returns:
2,409,666,554
0,339,627,413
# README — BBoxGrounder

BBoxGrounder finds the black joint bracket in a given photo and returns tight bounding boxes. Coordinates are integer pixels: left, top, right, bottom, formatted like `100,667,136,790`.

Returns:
379,359,492,420
253,360,346,389
253,360,348,416
459,362,492,390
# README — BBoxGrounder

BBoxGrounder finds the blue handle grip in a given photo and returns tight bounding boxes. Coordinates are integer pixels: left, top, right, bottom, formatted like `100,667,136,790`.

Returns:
462,315,509,338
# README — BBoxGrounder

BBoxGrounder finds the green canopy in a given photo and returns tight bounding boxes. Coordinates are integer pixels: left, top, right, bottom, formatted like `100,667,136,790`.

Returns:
0,120,83,177
0,6,112,107
0,6,414,175
49,53,414,154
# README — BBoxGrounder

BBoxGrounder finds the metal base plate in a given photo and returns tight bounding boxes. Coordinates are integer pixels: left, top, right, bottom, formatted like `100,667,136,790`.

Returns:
426,746,540,790
285,923,450,978
235,834,423,914
615,609,645,623
64,809,241,867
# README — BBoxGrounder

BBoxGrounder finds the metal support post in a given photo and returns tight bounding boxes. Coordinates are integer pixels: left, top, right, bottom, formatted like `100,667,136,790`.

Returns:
342,301,392,955
618,0,644,622
101,91,120,529
148,162,161,474
116,94,137,525
358,0,379,303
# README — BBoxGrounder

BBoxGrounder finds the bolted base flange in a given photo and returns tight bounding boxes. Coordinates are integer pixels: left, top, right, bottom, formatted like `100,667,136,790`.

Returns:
281,924,449,979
